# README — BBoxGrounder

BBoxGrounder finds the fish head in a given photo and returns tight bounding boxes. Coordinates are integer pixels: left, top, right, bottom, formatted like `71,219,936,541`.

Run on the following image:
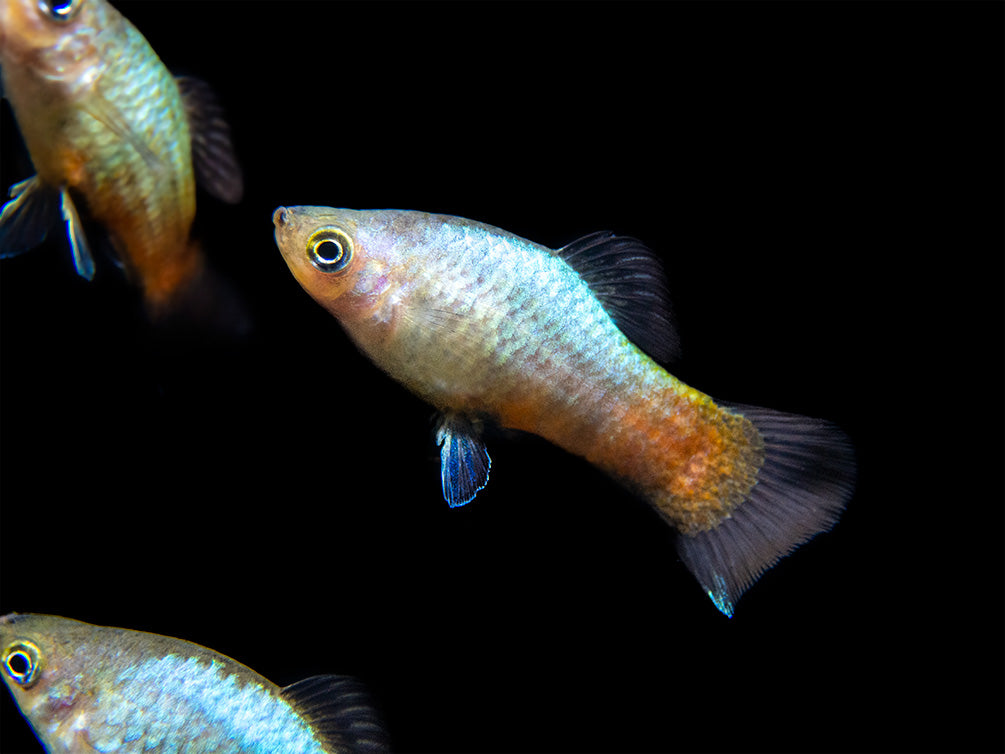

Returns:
0,613,97,742
0,0,113,82
273,205,389,322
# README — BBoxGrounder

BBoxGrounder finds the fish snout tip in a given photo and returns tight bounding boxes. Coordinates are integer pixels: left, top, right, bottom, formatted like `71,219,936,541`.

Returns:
273,207,290,228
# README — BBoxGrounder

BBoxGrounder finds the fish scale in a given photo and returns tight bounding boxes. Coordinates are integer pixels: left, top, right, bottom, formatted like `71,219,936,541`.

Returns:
81,655,323,753
274,206,855,615
387,220,630,416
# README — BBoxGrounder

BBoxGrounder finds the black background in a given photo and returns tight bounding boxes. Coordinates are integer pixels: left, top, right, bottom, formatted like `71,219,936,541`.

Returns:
1,2,1002,752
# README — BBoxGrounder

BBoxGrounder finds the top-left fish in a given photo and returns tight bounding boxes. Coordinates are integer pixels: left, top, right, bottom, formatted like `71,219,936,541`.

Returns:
0,0,246,330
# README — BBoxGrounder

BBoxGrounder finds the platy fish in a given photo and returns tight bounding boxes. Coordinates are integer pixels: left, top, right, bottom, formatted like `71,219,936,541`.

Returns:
273,206,856,616
0,613,388,753
0,0,245,330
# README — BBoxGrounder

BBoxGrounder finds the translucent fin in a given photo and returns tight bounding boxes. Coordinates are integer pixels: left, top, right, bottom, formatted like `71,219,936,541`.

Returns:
558,232,679,363
0,176,59,258
280,675,389,753
60,188,95,280
177,76,244,204
436,413,491,508
675,405,856,617
146,253,252,339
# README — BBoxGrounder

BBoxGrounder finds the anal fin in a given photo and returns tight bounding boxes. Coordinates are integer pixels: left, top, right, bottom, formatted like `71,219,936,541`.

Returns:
436,413,491,508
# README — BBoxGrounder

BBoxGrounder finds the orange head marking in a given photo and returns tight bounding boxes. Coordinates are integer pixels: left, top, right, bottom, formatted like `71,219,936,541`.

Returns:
273,206,387,323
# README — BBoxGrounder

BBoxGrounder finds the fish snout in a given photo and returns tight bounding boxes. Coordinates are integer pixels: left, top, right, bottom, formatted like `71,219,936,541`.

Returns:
273,207,296,254
273,207,291,229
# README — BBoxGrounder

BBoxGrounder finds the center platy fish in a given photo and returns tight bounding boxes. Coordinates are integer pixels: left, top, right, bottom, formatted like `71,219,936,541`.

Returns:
273,206,856,617
0,0,244,330
0,613,387,754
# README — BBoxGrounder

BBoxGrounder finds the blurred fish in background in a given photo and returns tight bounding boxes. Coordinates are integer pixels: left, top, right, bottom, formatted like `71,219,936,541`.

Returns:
0,613,388,753
0,0,248,335
274,206,857,617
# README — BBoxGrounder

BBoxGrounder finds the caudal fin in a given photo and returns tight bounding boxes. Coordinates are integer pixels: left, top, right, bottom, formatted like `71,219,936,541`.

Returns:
675,405,855,617
147,257,252,340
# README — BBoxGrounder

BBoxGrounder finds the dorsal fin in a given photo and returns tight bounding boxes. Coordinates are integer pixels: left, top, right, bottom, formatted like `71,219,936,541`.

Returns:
557,232,679,363
176,76,244,204
280,675,389,753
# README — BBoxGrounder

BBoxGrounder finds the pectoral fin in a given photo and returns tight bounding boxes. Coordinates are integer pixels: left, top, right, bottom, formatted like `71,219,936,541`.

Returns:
436,413,491,508
0,176,59,258
0,178,96,279
60,188,95,280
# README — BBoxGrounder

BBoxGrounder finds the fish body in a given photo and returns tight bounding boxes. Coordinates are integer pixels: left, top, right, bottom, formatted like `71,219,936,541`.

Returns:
0,0,244,327
0,613,387,753
273,206,856,615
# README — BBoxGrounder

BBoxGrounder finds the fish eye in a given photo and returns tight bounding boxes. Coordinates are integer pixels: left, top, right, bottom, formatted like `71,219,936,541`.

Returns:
3,641,41,688
307,227,353,274
38,0,83,22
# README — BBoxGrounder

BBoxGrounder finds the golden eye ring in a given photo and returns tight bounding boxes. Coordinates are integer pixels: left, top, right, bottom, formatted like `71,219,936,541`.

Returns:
307,227,353,274
3,641,41,688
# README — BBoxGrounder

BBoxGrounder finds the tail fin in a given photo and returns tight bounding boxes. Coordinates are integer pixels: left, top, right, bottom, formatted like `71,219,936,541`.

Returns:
145,252,252,340
676,405,855,617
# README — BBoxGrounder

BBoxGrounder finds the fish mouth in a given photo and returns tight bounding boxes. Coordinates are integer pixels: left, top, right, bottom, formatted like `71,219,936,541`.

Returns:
272,207,292,252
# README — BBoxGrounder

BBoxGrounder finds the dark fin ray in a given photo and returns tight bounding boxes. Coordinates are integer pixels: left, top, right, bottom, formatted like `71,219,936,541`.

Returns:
436,413,491,507
0,176,59,258
280,675,389,754
60,188,95,280
676,405,855,617
558,231,679,363
176,76,243,204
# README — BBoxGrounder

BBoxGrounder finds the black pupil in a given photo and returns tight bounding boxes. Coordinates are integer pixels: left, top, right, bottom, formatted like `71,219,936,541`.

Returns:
316,239,342,264
7,651,30,677
45,0,76,18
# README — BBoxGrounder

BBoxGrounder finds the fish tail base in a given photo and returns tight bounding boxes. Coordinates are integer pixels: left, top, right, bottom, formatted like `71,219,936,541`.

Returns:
675,404,855,617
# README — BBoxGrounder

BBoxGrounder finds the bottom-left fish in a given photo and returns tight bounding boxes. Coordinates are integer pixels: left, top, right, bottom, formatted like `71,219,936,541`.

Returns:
0,613,388,753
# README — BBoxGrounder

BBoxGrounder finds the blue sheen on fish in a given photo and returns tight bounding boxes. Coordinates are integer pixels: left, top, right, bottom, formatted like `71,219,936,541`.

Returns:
0,613,387,753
